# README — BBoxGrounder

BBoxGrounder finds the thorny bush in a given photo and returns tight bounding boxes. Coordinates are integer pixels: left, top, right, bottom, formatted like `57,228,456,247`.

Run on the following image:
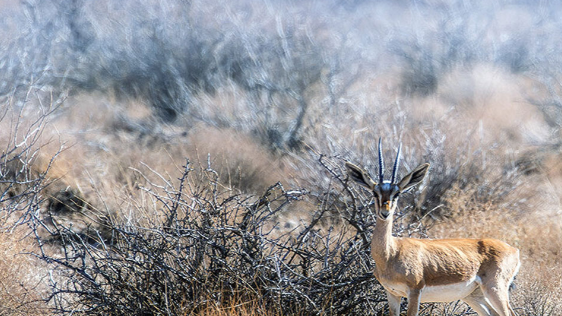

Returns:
0,103,58,229
29,156,435,315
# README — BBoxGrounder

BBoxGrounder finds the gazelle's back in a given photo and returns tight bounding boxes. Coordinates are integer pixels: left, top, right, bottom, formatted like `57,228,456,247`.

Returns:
394,237,519,283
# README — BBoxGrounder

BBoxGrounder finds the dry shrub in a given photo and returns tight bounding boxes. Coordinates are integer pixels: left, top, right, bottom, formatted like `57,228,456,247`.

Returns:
515,279,562,316
514,218,562,312
435,64,549,143
38,92,291,198
193,298,280,316
533,150,562,202
185,126,289,194
0,92,294,254
33,160,389,315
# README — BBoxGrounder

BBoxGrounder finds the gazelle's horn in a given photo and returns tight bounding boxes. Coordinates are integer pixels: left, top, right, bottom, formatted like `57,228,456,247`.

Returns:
391,143,402,183
378,138,384,183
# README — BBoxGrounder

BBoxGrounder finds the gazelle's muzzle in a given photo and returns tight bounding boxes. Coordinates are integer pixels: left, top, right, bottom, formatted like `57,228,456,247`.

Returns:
379,201,392,219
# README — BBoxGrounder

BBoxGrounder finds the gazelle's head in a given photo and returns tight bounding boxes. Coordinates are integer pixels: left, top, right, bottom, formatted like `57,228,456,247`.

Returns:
345,139,429,220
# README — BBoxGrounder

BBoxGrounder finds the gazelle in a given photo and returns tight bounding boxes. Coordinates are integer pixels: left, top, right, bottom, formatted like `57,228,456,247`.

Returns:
345,140,520,316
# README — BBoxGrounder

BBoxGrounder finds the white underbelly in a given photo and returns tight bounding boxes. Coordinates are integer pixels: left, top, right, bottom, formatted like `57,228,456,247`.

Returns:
381,277,480,303
419,279,479,302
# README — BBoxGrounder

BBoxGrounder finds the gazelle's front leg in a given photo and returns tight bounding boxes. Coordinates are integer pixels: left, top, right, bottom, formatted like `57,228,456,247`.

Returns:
386,291,401,316
407,288,421,316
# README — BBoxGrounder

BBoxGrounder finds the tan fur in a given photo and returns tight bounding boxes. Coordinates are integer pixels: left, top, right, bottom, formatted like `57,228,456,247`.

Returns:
346,160,520,316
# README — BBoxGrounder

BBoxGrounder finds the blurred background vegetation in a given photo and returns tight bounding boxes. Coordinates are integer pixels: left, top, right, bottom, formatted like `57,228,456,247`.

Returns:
0,0,561,314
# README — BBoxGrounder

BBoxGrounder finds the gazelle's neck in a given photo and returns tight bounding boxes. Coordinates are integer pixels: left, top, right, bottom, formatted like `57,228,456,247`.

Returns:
371,215,397,266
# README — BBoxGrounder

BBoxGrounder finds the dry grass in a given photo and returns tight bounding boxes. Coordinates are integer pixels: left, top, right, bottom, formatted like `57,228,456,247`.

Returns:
0,229,48,315
184,125,291,193
189,294,282,316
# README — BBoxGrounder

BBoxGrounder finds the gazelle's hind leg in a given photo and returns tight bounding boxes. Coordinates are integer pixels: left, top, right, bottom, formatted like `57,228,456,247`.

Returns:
476,286,514,316
480,249,520,316
509,306,517,316
480,277,516,316
462,287,499,316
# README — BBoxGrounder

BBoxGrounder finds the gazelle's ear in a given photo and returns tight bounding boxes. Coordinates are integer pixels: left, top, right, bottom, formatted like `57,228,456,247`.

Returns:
345,162,377,190
398,163,429,192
